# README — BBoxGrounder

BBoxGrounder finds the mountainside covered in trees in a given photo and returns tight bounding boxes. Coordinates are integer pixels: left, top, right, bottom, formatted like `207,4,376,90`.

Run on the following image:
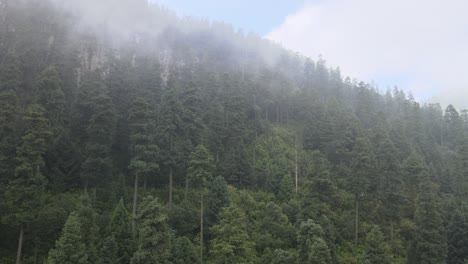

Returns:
1,0,468,263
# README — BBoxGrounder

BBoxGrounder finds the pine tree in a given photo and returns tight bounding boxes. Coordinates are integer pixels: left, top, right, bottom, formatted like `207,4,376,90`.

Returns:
364,226,391,264
98,235,118,264
413,181,447,264
278,174,294,202
79,80,116,194
188,145,215,263
109,199,133,264
205,176,230,229
209,205,256,264
297,219,331,264
171,236,198,264
75,195,100,262
0,53,20,182
350,138,375,246
46,213,88,264
447,211,468,264
36,67,66,127
128,97,159,232
4,104,51,264
132,196,171,264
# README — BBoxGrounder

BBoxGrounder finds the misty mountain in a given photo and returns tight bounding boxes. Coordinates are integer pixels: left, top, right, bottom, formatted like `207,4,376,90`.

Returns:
1,0,467,263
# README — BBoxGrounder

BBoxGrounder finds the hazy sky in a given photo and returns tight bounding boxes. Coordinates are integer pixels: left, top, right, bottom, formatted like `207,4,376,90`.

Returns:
155,0,468,109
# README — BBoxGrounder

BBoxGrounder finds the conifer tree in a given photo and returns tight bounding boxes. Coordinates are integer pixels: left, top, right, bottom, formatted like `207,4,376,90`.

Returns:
350,138,375,246
132,196,171,264
209,205,256,263
188,145,215,263
128,97,159,232
46,213,88,264
36,67,66,127
0,53,20,182
98,235,118,264
205,175,230,229
109,199,133,264
79,80,116,194
447,210,468,264
4,104,51,264
413,181,447,264
297,219,331,264
364,226,391,264
75,195,100,262
171,236,198,264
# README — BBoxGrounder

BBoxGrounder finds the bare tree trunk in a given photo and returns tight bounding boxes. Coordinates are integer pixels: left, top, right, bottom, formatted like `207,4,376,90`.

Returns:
200,191,204,264
355,197,359,246
143,175,147,191
132,173,139,233
16,225,24,264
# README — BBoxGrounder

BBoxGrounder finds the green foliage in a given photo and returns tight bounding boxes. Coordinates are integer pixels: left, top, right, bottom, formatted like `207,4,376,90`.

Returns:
46,213,88,264
75,196,100,262
188,145,215,189
298,219,331,264
413,181,447,264
1,1,468,262
206,176,230,228
447,210,468,264
364,226,391,264
128,97,159,178
109,199,133,264
171,236,198,264
98,235,119,264
132,196,171,264
209,205,257,263
3,105,51,226
78,80,116,190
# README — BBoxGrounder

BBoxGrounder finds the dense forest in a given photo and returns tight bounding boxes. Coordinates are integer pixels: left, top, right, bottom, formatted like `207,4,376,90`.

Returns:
1,0,468,263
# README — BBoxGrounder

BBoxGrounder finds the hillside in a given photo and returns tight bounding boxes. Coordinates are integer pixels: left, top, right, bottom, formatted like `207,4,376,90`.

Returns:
1,0,467,263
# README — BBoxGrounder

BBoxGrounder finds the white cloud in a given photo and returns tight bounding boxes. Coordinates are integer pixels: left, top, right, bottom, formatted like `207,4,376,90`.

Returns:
266,0,468,109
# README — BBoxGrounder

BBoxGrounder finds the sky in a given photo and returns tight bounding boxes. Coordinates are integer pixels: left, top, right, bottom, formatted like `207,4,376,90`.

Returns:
154,0,468,109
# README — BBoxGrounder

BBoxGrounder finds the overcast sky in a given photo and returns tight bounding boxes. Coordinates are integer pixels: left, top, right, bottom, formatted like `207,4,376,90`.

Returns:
155,0,468,109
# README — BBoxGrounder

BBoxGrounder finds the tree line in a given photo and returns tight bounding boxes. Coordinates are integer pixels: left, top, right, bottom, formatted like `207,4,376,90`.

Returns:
1,0,468,263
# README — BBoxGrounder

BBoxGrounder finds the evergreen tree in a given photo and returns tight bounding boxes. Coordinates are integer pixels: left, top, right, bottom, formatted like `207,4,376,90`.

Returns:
297,219,331,264
132,196,171,264
171,236,198,264
278,174,294,202
98,235,118,264
364,226,391,264
4,104,51,264
413,181,447,264
350,138,375,246
209,205,257,263
128,97,159,231
188,145,215,263
75,195,100,262
447,211,468,264
109,199,133,264
205,176,230,229
79,80,116,194
36,67,66,127
0,53,20,182
46,213,88,264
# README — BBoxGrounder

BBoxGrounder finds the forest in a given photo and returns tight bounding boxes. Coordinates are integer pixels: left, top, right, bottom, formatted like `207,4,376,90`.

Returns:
0,0,467,263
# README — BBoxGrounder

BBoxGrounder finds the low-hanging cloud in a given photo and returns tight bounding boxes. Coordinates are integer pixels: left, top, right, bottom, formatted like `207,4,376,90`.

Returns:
266,0,468,109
